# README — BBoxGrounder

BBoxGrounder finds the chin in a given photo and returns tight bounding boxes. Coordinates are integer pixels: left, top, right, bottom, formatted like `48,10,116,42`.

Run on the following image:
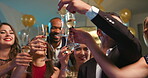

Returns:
143,34,148,47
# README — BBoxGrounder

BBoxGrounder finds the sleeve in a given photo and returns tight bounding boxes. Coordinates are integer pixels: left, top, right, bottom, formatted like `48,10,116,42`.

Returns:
85,6,99,20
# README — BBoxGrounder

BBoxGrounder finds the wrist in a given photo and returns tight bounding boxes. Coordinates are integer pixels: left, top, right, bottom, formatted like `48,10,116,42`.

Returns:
61,65,68,69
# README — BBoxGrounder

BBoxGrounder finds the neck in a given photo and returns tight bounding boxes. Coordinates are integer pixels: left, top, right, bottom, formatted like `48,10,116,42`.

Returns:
0,47,11,59
75,61,83,71
51,41,61,49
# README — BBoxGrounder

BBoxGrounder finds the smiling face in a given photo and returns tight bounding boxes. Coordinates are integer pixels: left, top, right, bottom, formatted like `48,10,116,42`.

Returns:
0,24,15,47
74,44,91,64
49,18,62,43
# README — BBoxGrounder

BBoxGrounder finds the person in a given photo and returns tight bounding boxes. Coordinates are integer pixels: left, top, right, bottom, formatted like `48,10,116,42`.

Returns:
0,23,32,78
58,0,142,78
69,18,148,77
24,35,60,78
58,44,92,78
47,17,66,67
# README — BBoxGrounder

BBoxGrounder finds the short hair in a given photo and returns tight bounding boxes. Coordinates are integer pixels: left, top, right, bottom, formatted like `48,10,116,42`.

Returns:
50,17,61,23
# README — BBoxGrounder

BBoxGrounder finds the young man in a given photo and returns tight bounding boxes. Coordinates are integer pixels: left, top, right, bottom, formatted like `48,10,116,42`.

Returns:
47,17,66,67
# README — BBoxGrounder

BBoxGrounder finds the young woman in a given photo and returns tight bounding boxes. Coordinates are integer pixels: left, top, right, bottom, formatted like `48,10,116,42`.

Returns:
0,23,32,78
58,44,92,78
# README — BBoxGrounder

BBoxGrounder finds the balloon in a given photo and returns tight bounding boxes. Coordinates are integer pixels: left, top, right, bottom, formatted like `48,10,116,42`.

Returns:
119,9,131,23
21,15,29,27
128,27,136,36
27,15,36,27
21,14,36,27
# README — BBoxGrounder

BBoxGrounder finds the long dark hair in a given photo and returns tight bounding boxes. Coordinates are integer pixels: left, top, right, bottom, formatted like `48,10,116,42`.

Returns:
0,22,21,60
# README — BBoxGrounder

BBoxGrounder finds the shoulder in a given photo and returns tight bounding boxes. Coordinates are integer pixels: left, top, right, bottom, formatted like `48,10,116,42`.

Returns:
80,58,97,67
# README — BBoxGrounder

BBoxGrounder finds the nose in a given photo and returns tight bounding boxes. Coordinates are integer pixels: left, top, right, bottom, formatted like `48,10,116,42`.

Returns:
80,49,85,55
6,32,11,36
54,29,61,33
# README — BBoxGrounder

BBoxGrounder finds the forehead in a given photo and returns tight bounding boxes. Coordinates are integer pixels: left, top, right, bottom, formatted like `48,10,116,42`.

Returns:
79,44,87,47
51,19,62,27
0,25,12,30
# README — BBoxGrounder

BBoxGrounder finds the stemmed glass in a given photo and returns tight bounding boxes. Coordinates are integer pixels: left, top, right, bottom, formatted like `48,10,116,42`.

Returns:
64,12,79,53
38,24,49,61
18,27,30,72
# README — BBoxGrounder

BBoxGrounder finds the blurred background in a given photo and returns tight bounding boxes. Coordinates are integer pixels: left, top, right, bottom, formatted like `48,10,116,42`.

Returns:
0,0,148,55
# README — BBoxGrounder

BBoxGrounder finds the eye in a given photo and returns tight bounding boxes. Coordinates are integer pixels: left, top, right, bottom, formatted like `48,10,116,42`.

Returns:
75,48,81,51
0,31,6,34
51,27,55,29
83,47,88,51
10,31,14,34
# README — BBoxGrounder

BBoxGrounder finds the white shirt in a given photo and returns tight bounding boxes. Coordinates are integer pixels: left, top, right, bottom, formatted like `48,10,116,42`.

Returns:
51,40,63,65
85,6,99,20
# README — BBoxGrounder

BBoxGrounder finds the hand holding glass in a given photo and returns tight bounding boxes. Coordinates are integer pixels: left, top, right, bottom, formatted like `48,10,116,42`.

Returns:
38,24,49,61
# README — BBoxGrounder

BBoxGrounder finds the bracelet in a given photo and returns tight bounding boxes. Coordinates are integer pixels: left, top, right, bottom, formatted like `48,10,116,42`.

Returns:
144,54,148,64
61,68,69,72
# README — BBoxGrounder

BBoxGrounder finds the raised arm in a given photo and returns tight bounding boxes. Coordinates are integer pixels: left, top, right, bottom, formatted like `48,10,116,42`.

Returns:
70,28,148,78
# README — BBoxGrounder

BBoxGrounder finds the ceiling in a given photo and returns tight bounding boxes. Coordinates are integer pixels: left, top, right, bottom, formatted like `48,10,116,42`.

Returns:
0,0,148,25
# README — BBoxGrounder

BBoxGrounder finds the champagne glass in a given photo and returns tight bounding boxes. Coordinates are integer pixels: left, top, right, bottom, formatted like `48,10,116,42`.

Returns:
38,24,49,61
18,27,30,53
18,27,30,72
65,12,76,28
64,12,79,54
58,3,68,37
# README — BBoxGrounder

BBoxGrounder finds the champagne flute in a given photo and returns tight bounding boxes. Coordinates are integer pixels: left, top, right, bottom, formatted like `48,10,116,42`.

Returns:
65,12,76,28
18,27,30,53
38,24,49,61
18,27,30,72
64,12,79,54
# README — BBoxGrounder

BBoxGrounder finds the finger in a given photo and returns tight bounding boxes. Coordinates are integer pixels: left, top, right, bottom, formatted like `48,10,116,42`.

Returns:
66,3,74,13
16,62,30,66
18,53,31,57
58,0,71,11
16,55,32,60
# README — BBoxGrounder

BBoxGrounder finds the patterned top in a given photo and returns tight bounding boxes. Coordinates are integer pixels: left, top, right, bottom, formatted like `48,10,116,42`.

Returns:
144,54,148,64
0,59,12,78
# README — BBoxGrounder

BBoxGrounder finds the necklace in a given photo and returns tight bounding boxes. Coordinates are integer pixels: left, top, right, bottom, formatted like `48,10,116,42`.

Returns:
0,58,11,61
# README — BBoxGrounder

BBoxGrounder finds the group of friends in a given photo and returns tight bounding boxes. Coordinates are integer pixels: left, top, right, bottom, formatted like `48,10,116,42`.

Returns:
0,0,148,78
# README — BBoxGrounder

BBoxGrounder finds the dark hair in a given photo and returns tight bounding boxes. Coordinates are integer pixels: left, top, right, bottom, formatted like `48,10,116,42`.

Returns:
50,17,61,24
0,22,21,60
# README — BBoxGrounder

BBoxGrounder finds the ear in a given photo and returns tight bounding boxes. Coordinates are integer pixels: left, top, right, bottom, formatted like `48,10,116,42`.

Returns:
97,29,102,36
